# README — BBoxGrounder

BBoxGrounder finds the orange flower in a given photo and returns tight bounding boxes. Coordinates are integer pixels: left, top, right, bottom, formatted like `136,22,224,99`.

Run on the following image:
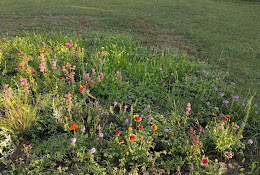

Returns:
212,114,217,118
151,124,158,130
218,120,223,124
58,77,64,80
39,49,44,53
129,134,136,141
118,139,124,144
152,55,155,57
225,115,231,119
134,114,142,122
115,130,120,136
137,125,144,130
70,123,78,130
129,74,132,77
18,51,24,55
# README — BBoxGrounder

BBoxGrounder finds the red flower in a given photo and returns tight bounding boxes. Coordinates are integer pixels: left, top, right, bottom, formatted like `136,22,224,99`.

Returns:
70,123,78,130
129,134,136,141
18,51,24,55
154,132,158,136
137,125,144,130
134,114,142,122
202,158,208,165
58,77,64,80
212,114,217,118
31,71,37,75
80,85,86,91
225,115,231,119
115,130,120,136
152,55,155,57
86,83,90,86
225,152,233,158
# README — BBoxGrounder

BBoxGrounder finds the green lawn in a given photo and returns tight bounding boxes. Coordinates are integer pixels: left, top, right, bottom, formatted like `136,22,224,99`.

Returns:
0,0,259,99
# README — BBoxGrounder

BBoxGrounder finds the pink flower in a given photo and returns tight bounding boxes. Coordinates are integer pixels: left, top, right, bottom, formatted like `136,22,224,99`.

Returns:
65,43,72,48
100,73,104,79
92,68,96,75
202,158,208,166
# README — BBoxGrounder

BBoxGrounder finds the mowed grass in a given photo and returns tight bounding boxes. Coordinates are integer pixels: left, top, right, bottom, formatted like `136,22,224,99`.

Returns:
0,0,260,100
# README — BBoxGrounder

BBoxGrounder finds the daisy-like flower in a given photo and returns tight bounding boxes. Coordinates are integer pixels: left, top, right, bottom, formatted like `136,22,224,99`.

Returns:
151,124,158,130
90,147,95,153
225,115,231,119
137,125,144,130
71,138,76,143
202,158,209,166
248,139,253,144
70,123,78,130
134,114,142,122
115,130,120,136
129,134,136,141
224,152,233,158
99,133,103,138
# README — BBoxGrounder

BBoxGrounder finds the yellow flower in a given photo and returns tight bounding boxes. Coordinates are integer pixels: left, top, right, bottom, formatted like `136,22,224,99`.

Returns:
33,88,36,92
140,135,144,140
126,152,129,156
101,47,104,49
11,101,16,104
219,141,223,144
240,135,243,139
117,61,120,64
128,127,132,132
215,159,218,163
240,168,245,171
213,129,216,133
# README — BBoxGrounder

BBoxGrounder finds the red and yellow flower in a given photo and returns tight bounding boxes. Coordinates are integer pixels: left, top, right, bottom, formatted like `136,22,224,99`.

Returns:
137,125,144,130
118,139,124,144
225,115,231,119
115,130,120,136
151,124,158,130
134,114,142,122
129,134,136,141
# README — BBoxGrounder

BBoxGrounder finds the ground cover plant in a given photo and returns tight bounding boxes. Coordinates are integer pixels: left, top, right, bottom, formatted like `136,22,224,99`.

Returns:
0,33,259,174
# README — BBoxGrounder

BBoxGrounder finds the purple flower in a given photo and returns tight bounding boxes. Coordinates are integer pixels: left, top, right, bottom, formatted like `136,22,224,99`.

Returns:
165,68,168,70
206,102,210,105
220,93,224,97
214,87,218,91
232,126,237,130
221,113,225,117
96,114,100,118
65,43,72,48
194,77,197,79
254,104,258,107
160,71,163,74
140,114,144,118
91,147,96,153
99,133,103,138
164,129,169,132
223,100,229,104
71,138,76,143
255,111,258,114
214,106,219,110
231,82,235,85
235,125,239,129
203,70,208,75
124,105,128,109
219,124,223,129
113,101,118,106
86,90,90,93
144,108,147,111
186,76,190,80
147,105,151,108
248,139,253,144
106,112,109,115
241,123,245,127
124,119,129,123
149,116,153,120
189,165,194,170
226,72,229,75
247,99,250,103
216,78,219,80
170,73,174,76
80,126,86,132
242,103,245,106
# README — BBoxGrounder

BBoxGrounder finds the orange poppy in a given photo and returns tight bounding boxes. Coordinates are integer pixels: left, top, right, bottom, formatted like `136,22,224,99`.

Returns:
70,123,78,130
